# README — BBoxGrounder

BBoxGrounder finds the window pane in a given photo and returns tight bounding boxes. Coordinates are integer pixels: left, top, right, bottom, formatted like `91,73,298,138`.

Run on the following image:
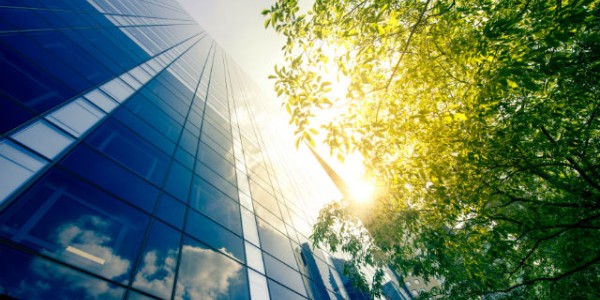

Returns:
129,65,152,84
11,120,74,160
60,144,159,213
132,220,181,299
245,242,264,274
185,210,244,262
119,73,142,90
267,278,307,300
86,118,169,185
0,97,35,134
100,77,135,103
241,209,259,246
156,194,186,230
112,107,176,155
0,141,47,203
248,269,270,300
0,169,150,284
257,219,297,268
190,176,241,235
264,254,307,297
84,89,118,113
46,98,105,137
164,160,192,202
0,244,125,299
195,161,238,201
175,236,250,300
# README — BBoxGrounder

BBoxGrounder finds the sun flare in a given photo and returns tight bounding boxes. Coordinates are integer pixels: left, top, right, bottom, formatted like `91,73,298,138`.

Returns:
337,152,376,203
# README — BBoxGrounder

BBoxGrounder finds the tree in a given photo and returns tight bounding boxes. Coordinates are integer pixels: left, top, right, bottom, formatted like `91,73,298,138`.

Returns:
264,0,600,298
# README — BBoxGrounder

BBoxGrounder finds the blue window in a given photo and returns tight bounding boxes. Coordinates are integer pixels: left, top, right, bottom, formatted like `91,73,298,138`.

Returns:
0,169,150,284
0,37,74,113
26,29,112,87
0,244,125,299
179,128,199,155
175,236,250,300
174,146,195,168
185,210,244,262
164,161,192,202
263,254,307,297
0,8,52,30
137,87,186,125
156,194,187,230
201,122,233,153
257,219,298,269
60,144,159,213
195,162,238,201
0,97,34,134
66,34,124,74
123,93,182,142
198,141,236,181
86,118,169,185
141,81,189,119
89,28,147,70
113,107,176,155
21,31,105,89
131,220,181,299
190,176,242,235
51,11,93,28
268,278,307,300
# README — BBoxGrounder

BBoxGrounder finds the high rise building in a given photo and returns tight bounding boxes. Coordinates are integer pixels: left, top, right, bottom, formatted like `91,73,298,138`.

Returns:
0,1,351,299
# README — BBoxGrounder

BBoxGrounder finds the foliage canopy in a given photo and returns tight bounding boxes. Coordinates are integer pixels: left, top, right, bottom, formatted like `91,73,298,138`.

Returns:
264,0,599,298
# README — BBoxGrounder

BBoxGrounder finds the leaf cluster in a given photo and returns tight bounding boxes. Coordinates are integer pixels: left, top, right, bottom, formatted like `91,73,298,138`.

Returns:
265,0,600,298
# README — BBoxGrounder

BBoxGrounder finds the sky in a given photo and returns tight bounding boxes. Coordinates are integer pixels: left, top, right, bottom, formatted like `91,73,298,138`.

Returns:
175,0,285,99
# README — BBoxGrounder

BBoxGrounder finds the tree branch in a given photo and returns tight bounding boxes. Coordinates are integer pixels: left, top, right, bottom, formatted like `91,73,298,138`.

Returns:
486,253,600,295
540,125,600,192
492,190,597,209
385,0,432,90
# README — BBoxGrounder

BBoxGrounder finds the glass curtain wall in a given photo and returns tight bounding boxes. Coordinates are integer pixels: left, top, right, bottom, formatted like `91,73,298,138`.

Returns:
0,1,352,299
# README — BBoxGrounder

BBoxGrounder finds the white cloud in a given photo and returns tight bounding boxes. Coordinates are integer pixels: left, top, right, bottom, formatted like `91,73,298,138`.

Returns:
176,246,243,300
132,249,178,299
11,215,135,299
52,215,131,280
28,257,124,299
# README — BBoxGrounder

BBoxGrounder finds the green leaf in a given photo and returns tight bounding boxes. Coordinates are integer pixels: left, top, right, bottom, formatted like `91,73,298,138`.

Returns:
506,79,518,89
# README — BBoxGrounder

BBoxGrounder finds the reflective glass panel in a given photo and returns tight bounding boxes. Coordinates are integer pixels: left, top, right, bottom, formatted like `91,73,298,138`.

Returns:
263,254,307,297
257,219,297,268
156,194,186,230
132,220,181,299
84,89,118,113
11,120,74,160
190,176,241,235
175,236,250,300
0,244,125,299
0,141,47,202
86,118,169,185
46,97,105,137
164,160,192,202
185,209,244,262
268,278,307,300
0,169,150,284
60,144,159,212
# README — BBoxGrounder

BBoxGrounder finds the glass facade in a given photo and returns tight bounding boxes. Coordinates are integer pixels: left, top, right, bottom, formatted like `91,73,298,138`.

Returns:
0,1,366,299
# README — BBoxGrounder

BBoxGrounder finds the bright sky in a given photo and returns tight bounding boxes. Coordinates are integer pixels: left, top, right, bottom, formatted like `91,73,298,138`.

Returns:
176,0,285,99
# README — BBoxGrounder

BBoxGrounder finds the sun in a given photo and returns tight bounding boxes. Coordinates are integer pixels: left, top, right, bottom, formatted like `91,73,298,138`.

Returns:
349,178,376,203
336,151,376,203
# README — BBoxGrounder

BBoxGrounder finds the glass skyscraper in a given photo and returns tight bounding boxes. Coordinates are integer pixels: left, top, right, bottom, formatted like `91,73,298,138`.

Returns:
0,1,359,299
